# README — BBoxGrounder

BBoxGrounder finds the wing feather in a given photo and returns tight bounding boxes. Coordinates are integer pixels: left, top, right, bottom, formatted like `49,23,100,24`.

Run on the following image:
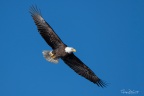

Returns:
62,53,106,87
29,6,64,49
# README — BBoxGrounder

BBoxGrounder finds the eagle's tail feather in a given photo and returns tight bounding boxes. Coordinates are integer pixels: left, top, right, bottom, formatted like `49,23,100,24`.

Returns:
42,50,59,64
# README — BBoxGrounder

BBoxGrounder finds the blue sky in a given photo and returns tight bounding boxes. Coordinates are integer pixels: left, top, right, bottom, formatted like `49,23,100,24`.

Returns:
0,0,144,96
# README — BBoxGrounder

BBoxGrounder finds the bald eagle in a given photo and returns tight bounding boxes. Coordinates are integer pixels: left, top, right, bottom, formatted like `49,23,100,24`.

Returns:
29,6,106,87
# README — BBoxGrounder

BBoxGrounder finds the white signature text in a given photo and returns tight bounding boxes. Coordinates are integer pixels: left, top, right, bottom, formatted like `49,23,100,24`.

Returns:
121,89,139,94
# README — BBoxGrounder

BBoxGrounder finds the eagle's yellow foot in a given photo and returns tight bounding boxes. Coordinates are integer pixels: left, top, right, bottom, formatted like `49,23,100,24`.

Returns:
49,51,56,59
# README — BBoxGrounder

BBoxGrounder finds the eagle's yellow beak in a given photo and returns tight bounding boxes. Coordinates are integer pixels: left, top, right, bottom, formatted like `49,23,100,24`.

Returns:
72,48,76,52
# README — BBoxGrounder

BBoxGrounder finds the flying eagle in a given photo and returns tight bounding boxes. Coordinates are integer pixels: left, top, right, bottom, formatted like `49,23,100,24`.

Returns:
29,6,106,87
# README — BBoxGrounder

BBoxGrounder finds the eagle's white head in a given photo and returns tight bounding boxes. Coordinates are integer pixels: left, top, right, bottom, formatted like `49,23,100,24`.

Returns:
65,47,76,53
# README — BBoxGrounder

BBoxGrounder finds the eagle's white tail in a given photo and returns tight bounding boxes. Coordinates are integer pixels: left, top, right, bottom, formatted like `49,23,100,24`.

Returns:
42,50,59,64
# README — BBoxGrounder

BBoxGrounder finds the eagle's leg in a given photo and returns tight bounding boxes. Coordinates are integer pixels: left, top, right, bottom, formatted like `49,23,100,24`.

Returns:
49,51,56,59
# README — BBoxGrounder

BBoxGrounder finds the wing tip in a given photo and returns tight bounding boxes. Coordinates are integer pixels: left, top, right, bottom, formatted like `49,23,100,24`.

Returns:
29,5,41,16
96,79,108,88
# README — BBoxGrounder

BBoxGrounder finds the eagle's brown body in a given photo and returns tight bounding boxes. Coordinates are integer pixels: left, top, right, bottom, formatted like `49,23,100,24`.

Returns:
52,45,67,58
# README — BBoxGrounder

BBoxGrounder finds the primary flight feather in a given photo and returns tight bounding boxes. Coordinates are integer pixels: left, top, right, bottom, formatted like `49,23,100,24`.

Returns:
29,6,106,87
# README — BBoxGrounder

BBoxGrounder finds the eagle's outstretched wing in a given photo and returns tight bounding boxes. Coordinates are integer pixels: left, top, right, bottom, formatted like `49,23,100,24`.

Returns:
29,6,65,49
62,53,106,87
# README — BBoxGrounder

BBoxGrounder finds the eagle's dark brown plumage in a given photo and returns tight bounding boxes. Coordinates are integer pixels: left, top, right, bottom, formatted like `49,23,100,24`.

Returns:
29,6,107,87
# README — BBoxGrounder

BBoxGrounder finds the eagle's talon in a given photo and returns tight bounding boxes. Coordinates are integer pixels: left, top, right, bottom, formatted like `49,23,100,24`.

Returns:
49,52,56,59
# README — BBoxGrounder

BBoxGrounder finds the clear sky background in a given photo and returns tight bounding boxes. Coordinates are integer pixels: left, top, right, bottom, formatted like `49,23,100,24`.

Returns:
0,0,144,96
